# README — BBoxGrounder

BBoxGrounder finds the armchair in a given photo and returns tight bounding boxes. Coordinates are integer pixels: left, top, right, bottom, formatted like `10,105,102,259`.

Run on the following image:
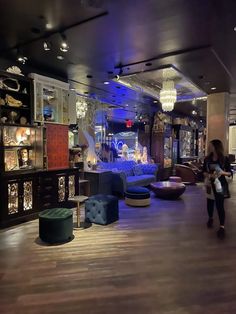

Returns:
175,164,197,185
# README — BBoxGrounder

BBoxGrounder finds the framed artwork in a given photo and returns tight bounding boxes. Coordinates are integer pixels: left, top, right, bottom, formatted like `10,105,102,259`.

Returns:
4,149,19,171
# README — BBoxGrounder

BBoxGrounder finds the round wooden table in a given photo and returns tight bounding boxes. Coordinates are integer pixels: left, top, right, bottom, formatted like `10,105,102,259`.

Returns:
150,181,186,200
68,195,88,228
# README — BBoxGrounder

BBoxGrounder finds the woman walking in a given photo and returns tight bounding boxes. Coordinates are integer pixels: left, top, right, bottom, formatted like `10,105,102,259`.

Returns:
203,139,232,238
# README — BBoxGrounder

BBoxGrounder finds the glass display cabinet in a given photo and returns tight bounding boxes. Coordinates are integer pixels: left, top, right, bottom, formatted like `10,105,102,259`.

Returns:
29,73,70,124
1,125,44,172
173,125,198,164
163,124,173,168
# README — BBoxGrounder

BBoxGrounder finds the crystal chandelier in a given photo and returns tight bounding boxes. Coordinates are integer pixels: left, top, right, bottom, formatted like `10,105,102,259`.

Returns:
76,98,88,119
159,80,177,112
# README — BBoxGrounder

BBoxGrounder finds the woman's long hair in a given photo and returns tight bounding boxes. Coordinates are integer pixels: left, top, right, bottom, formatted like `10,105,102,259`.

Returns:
208,139,225,165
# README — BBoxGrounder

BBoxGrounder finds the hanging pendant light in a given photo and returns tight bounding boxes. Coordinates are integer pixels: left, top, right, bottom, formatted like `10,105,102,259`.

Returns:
76,98,88,119
159,80,177,112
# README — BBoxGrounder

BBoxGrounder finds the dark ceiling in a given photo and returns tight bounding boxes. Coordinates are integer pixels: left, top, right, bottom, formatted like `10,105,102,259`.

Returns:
0,0,236,122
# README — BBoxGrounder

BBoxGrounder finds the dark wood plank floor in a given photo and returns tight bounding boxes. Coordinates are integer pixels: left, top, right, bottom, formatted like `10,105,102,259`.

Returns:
1,180,236,314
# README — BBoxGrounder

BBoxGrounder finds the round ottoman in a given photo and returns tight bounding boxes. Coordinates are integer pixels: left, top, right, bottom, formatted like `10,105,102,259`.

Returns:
150,182,186,200
125,186,150,207
169,176,182,183
39,208,74,244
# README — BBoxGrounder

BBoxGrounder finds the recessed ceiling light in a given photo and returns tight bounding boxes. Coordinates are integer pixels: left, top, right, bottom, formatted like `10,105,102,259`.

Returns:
145,62,152,66
57,55,64,60
153,100,158,103
104,81,110,85
211,87,216,90
192,110,197,115
70,88,75,91
234,26,236,31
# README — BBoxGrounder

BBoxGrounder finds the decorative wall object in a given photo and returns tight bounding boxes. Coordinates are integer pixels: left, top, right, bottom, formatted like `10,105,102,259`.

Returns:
23,181,33,211
4,150,19,171
58,176,66,202
8,182,18,215
6,66,24,76
68,175,75,198
0,77,20,91
5,94,23,107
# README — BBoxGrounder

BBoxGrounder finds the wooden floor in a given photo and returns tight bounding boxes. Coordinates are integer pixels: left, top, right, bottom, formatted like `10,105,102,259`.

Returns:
1,181,236,314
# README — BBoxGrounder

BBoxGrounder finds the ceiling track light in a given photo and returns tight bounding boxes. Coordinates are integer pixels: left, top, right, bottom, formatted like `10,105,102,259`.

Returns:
43,40,51,51
60,33,69,52
17,49,28,64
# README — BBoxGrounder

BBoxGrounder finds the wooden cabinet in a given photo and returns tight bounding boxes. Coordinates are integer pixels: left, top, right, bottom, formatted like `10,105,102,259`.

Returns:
0,173,37,227
38,168,79,211
0,168,79,228
84,170,112,195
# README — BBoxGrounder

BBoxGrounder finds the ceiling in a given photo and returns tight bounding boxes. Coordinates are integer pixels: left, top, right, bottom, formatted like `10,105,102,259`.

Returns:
0,0,236,122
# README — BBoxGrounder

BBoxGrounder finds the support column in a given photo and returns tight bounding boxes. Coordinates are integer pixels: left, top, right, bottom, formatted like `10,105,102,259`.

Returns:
207,92,229,154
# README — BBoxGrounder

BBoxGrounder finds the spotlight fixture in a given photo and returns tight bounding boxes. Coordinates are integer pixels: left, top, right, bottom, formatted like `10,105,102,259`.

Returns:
17,55,28,64
103,81,110,85
43,40,51,51
211,87,216,90
60,34,69,52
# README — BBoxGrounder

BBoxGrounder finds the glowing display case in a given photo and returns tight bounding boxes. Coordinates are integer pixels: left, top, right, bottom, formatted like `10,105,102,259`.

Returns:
29,73,69,124
1,125,44,173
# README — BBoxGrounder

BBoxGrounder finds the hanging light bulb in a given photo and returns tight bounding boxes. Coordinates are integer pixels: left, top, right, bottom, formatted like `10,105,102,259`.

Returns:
60,34,69,52
159,80,177,112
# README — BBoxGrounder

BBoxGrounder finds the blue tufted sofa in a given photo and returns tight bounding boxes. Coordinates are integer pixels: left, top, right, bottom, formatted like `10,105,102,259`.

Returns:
97,160,158,195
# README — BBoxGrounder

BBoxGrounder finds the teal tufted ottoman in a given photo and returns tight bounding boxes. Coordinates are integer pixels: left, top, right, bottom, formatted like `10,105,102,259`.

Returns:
39,208,74,244
85,194,119,225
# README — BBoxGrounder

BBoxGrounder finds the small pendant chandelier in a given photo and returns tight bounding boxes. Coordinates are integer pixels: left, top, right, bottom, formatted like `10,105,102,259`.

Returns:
159,80,177,112
76,98,88,119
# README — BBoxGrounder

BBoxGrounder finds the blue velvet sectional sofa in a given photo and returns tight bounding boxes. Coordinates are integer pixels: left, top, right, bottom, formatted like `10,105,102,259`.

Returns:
97,160,158,195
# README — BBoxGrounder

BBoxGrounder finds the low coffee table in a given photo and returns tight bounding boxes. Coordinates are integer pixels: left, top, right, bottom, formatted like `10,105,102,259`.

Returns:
150,181,186,200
